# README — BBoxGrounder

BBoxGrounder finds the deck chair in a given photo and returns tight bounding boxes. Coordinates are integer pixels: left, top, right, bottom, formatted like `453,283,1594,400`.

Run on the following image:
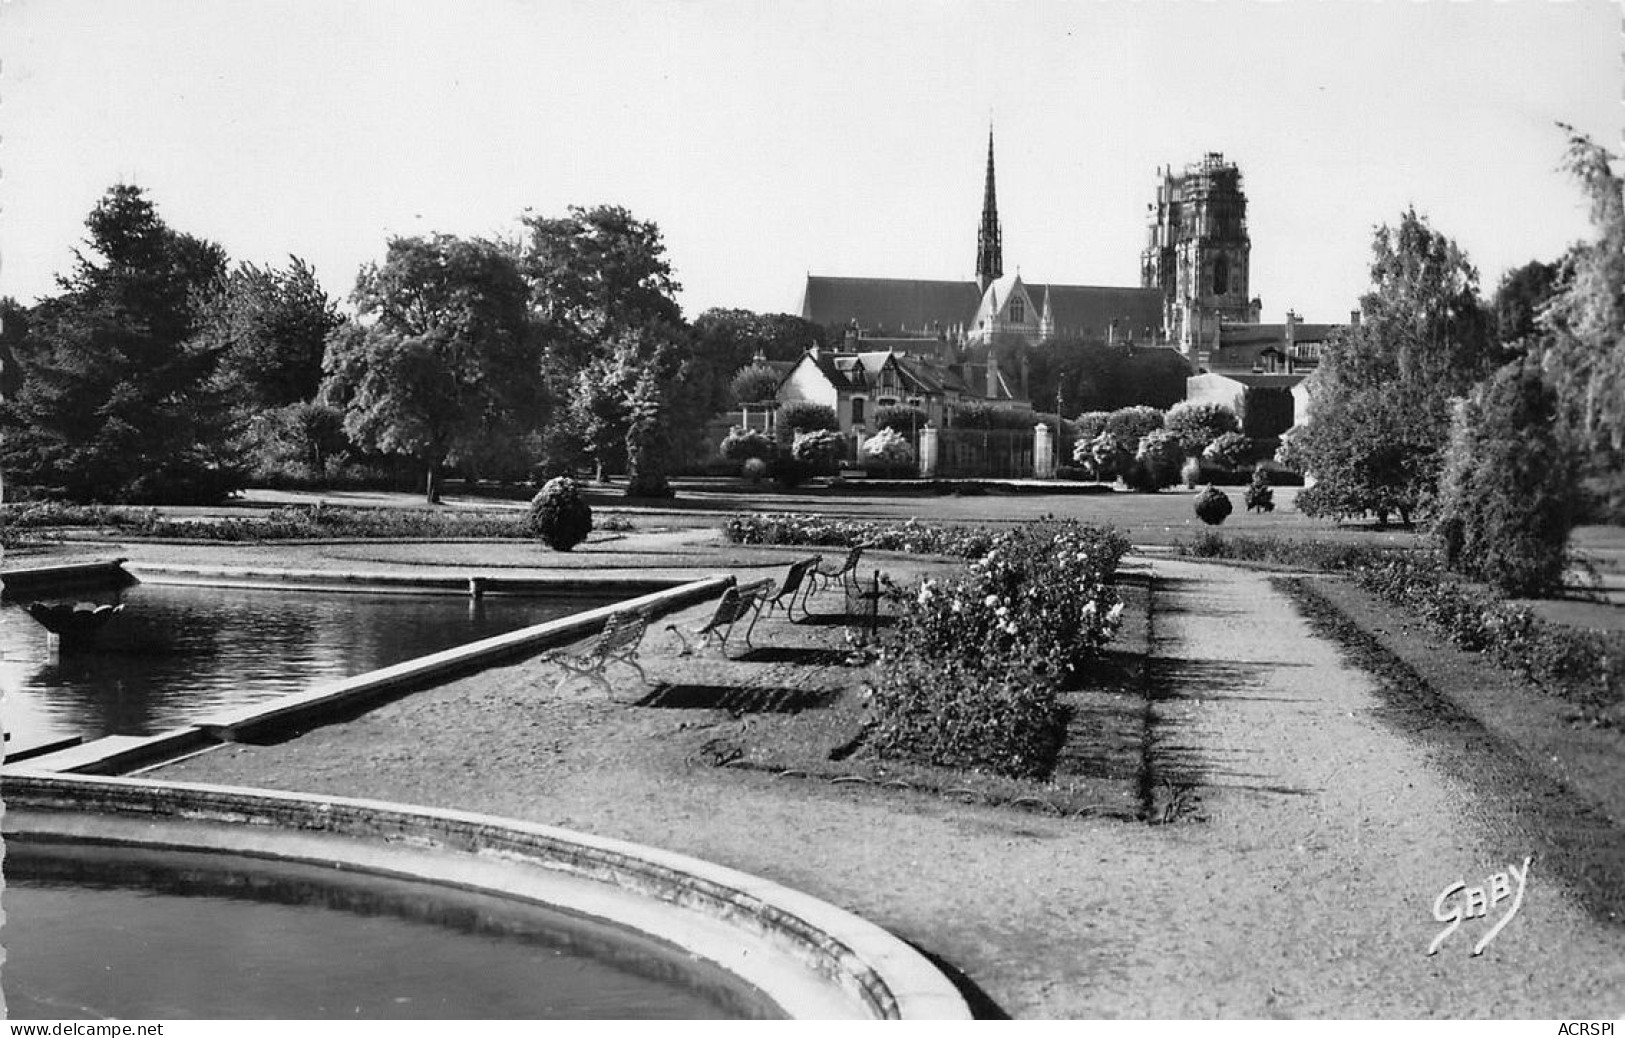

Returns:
539,608,652,697
811,544,865,597
666,578,773,658
763,555,822,622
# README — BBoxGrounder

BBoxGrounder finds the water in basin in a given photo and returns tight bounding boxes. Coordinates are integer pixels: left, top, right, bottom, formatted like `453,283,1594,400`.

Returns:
2,838,781,1020
0,583,623,749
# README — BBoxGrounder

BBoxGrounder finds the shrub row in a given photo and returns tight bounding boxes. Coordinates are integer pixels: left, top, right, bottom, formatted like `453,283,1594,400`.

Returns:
1354,555,1624,715
866,520,1131,779
0,501,632,543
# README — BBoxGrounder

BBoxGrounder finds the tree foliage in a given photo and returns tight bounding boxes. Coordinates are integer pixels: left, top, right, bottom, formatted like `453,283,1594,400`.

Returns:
321,234,535,502
1542,128,1625,463
729,362,782,406
1435,359,1578,597
1295,209,1497,525
200,256,344,409
1164,401,1240,455
1,184,240,502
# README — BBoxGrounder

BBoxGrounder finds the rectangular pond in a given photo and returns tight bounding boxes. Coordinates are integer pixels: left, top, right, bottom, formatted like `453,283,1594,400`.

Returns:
0,582,625,752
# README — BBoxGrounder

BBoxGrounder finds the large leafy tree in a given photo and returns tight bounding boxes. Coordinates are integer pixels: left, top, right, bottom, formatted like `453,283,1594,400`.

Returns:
200,256,345,409
1296,209,1497,526
520,204,682,364
519,204,699,482
321,234,536,502
2,184,239,502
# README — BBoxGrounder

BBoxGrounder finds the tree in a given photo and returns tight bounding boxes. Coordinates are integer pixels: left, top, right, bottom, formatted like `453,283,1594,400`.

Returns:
1294,209,1496,525
777,401,839,437
200,257,345,409
1542,128,1625,478
520,204,682,365
729,362,782,406
695,309,822,417
1435,359,1577,597
1493,259,1562,349
1,184,239,502
321,234,535,503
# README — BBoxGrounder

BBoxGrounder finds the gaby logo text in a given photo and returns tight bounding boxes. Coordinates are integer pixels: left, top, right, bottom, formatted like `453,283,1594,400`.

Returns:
1428,855,1532,957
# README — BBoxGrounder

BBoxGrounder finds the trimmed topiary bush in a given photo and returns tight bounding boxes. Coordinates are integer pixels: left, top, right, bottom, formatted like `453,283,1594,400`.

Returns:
529,476,593,551
1194,484,1234,525
1244,465,1276,513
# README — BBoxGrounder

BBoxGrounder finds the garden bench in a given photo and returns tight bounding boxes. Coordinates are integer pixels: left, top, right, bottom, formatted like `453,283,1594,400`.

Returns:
764,555,822,622
667,578,774,658
539,607,653,697
812,544,865,597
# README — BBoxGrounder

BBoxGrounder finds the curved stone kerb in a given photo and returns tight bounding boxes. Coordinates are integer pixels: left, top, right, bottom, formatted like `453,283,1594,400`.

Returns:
2,773,973,1021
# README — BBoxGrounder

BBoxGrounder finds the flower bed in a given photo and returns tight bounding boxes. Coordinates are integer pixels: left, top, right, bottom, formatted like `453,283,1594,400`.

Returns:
722,513,1003,558
865,520,1131,779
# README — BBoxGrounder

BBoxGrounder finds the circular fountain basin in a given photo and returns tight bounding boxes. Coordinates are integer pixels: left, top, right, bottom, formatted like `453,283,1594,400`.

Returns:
6,839,778,1019
1,774,973,1020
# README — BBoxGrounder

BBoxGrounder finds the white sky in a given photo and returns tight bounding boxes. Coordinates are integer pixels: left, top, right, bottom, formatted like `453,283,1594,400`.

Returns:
0,0,1617,326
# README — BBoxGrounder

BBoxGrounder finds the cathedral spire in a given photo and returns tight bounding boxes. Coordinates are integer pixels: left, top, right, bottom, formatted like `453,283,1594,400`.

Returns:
976,126,1003,290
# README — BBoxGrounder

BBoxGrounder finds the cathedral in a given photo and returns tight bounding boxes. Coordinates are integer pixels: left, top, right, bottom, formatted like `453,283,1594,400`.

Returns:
799,131,1166,350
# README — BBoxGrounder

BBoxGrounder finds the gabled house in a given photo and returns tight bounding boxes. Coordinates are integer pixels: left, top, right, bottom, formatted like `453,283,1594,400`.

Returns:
774,341,1028,440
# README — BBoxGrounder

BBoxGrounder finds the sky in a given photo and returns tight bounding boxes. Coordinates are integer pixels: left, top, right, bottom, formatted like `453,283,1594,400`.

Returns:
0,0,1617,328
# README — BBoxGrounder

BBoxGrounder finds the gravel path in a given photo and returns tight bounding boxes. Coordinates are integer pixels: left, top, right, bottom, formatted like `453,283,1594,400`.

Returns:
146,554,1625,1017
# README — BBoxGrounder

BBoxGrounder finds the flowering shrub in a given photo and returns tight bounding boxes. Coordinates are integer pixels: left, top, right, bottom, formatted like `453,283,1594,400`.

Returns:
1075,432,1131,482
866,655,1067,779
1126,430,1184,491
865,520,1131,779
860,427,915,469
722,513,1003,558
720,426,775,463
791,429,846,473
1203,431,1255,470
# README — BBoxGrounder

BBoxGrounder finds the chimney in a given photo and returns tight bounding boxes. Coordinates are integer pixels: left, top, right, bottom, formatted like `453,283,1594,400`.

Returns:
1349,310,1361,328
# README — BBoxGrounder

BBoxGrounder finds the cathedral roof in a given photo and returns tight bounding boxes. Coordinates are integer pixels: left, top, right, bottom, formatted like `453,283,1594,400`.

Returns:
1025,284,1163,341
800,276,980,334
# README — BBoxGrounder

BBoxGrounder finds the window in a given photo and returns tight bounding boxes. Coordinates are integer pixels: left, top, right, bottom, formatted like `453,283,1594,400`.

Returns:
878,397,898,408
1009,298,1025,323
1213,256,1229,296
851,397,866,425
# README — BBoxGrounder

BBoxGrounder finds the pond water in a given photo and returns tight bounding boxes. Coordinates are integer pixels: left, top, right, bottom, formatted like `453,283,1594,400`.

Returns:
2,838,780,1020
0,583,623,749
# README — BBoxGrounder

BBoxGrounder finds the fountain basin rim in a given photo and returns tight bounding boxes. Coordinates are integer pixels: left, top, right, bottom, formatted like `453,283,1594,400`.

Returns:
2,772,974,1021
